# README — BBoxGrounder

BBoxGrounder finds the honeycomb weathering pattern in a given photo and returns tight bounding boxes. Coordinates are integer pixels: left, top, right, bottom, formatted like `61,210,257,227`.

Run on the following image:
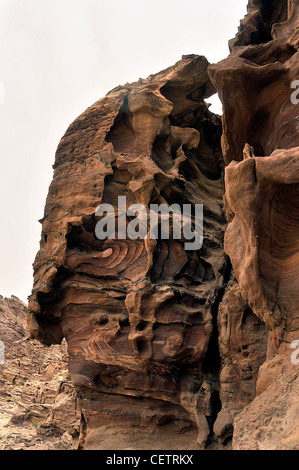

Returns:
29,55,231,449
29,0,299,450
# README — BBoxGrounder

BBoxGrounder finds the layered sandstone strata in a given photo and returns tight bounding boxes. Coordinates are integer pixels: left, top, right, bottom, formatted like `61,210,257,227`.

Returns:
28,0,299,450
28,55,231,449
0,296,79,450
209,0,299,449
0,296,27,349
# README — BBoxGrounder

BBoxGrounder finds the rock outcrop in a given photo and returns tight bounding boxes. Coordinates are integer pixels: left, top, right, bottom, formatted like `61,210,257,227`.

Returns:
209,0,299,449
28,55,231,449
0,296,27,349
0,296,79,450
27,0,299,450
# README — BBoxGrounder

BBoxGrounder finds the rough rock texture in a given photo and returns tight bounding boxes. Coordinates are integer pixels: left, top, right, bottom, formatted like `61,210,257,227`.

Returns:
0,296,79,450
209,0,299,449
0,296,27,348
28,0,299,451
233,355,299,450
28,55,232,449
214,280,268,444
211,0,299,166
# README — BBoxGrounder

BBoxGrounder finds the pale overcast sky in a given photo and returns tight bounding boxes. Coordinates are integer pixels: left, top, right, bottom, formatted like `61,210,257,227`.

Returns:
0,0,248,303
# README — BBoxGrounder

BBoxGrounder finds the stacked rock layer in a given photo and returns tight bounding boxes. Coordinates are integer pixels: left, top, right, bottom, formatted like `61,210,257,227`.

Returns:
29,0,299,450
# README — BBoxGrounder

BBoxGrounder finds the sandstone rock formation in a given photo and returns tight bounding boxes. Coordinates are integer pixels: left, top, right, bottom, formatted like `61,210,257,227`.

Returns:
233,355,299,450
28,55,230,449
27,0,299,450
213,279,268,444
0,296,27,349
209,0,299,449
0,296,79,450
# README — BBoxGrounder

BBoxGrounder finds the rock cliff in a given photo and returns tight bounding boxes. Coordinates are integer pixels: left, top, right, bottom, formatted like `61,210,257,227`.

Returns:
27,0,299,450
28,54,229,449
210,0,299,449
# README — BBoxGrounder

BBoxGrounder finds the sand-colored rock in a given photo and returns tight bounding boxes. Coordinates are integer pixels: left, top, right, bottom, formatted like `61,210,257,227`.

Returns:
209,0,299,450
0,296,79,450
23,0,299,451
28,55,231,449
214,279,268,444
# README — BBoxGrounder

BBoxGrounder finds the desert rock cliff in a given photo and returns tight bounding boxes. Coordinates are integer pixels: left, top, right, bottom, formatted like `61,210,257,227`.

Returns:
27,0,299,450
209,0,299,449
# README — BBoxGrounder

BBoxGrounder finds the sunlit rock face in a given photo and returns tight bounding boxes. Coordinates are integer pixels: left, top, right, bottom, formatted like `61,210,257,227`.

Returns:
29,55,231,449
209,0,299,450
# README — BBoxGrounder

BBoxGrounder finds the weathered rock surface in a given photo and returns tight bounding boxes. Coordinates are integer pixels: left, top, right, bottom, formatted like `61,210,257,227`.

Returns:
0,296,79,450
27,0,299,451
214,279,268,444
28,55,231,449
0,296,27,349
233,355,299,450
209,0,299,449
210,0,299,166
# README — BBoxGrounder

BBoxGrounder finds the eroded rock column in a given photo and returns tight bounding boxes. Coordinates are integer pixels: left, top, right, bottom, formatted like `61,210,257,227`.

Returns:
29,55,228,449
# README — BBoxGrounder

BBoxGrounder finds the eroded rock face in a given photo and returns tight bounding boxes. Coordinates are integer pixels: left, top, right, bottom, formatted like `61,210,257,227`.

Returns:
209,0,299,355
210,0,299,166
29,55,230,449
28,1,299,450
214,279,268,444
224,149,299,346
209,0,299,449
0,296,27,349
233,355,299,450
0,296,79,450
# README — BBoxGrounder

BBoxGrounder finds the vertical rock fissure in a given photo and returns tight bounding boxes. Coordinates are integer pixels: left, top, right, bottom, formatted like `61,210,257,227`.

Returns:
203,258,232,444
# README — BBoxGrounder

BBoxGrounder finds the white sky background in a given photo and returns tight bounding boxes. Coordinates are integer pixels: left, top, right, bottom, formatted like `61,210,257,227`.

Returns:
0,0,248,303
